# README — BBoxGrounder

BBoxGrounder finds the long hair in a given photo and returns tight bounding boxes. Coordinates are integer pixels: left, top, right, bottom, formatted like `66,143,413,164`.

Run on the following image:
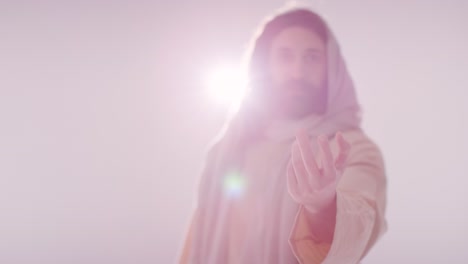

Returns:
247,8,328,92
216,8,331,147
203,8,335,171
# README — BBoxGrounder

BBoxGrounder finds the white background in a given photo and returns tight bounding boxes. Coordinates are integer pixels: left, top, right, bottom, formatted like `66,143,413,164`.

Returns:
1,0,467,263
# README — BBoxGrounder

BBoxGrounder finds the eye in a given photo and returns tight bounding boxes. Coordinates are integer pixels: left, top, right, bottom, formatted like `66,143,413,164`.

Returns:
303,53,322,64
277,49,293,64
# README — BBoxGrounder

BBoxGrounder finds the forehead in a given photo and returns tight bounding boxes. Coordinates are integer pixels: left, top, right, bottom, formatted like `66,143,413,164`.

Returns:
270,26,326,52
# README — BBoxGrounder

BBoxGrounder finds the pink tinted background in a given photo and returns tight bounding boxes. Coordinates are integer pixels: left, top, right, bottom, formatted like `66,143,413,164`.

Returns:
1,1,467,263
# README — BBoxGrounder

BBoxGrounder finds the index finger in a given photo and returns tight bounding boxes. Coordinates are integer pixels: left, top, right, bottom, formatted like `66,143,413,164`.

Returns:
295,128,321,178
335,132,351,169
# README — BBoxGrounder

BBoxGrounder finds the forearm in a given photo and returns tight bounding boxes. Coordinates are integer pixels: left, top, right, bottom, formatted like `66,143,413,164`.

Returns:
304,196,337,244
319,192,384,264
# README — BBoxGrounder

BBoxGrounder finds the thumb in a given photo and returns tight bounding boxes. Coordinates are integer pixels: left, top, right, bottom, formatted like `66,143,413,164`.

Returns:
334,132,350,170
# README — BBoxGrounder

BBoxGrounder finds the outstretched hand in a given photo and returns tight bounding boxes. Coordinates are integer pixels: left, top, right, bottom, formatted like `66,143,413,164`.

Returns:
287,129,351,213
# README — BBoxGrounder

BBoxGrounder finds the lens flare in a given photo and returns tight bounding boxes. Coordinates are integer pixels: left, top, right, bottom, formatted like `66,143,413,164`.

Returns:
223,171,247,199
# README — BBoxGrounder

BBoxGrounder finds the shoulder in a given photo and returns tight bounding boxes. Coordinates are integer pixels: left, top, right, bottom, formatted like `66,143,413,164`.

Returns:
339,129,384,166
334,129,386,190
335,129,387,196
340,129,379,148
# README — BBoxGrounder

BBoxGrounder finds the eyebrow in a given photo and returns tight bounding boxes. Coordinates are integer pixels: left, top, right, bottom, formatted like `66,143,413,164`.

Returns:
304,48,324,54
277,47,293,52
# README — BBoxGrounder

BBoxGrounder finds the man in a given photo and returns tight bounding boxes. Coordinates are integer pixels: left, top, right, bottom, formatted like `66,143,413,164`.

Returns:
179,7,387,264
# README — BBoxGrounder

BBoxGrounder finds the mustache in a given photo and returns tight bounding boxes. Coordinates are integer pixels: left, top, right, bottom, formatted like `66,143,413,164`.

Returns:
281,79,313,90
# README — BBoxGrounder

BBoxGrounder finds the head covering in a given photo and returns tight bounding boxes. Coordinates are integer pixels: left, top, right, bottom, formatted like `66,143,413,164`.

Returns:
190,7,364,263
225,7,362,144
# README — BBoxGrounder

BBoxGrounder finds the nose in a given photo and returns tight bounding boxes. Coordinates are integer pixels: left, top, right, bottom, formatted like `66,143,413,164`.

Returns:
290,59,306,80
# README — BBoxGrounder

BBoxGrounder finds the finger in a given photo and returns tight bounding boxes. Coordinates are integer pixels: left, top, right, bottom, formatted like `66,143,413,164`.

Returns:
295,129,321,180
318,135,334,177
302,183,337,211
335,132,351,169
287,161,303,202
287,161,298,187
291,142,316,192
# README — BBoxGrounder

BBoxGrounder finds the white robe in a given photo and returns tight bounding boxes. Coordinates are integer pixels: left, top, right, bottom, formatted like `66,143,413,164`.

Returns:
180,7,388,263
183,116,387,264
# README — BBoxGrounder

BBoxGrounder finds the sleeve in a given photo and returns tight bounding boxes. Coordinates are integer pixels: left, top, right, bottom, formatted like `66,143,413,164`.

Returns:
178,209,198,264
289,130,388,264
176,139,225,264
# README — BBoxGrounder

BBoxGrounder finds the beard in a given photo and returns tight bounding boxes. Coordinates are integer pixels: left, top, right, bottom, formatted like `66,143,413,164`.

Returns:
266,79,328,120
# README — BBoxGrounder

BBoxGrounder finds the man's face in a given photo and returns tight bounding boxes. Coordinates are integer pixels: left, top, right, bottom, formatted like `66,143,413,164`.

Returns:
267,26,327,119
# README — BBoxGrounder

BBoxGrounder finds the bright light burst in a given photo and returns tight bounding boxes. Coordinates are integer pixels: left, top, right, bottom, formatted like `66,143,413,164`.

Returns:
204,64,247,111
